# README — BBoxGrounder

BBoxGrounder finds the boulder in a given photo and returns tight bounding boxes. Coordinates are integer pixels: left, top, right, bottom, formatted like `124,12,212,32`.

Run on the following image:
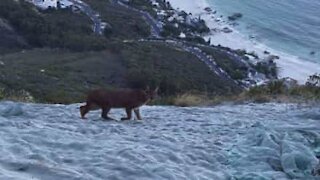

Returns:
222,27,233,33
204,7,212,12
228,13,243,21
312,158,320,176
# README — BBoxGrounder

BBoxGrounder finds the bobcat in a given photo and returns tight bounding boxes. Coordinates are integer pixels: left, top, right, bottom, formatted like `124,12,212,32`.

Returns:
80,87,158,120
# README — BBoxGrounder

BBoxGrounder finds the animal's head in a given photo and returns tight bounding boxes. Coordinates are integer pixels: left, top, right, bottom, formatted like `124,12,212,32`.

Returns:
144,86,159,100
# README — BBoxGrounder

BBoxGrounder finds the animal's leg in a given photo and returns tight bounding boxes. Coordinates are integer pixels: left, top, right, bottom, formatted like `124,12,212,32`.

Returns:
121,108,132,120
80,103,90,119
134,108,142,120
101,107,113,120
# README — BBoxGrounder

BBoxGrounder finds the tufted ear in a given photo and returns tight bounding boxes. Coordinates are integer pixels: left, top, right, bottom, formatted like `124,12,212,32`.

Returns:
154,86,159,93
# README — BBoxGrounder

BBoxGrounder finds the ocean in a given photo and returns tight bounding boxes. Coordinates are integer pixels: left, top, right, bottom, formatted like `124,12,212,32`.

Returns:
207,0,320,64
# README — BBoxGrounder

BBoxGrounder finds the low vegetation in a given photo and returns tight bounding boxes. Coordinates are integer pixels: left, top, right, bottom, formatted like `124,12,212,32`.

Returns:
198,46,248,80
81,0,151,40
242,79,320,103
164,76,320,106
0,0,107,51
172,93,209,107
0,0,243,104
120,41,241,95
0,42,241,103
2,0,315,106
125,0,210,44
0,88,34,103
127,0,159,17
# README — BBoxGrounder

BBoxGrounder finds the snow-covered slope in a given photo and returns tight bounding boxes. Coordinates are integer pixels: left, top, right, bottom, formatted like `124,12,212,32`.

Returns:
0,101,319,179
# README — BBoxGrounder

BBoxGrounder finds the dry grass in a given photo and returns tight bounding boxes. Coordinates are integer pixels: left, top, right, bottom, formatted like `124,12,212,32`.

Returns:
173,93,211,107
171,83,320,107
0,88,34,103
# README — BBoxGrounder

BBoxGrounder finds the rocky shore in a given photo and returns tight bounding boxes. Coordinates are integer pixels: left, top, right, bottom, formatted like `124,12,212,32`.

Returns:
166,0,320,83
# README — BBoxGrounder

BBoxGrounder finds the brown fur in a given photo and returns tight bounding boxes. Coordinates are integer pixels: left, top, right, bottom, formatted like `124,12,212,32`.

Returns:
80,87,158,120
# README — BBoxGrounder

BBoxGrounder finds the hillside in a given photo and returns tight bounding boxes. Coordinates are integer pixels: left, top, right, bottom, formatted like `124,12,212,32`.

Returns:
0,0,107,51
0,0,248,103
0,42,240,103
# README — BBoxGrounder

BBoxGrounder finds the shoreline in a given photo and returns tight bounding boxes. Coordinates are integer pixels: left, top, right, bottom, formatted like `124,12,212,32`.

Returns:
166,0,320,84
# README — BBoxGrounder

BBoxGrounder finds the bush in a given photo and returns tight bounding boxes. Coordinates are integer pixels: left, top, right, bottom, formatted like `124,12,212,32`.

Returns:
161,24,181,37
0,88,34,102
185,36,208,45
173,93,208,107
198,46,248,80
82,0,151,39
255,62,278,78
244,79,320,103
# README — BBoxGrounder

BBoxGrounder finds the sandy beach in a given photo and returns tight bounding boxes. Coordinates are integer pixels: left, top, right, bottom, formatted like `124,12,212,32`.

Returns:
167,0,320,83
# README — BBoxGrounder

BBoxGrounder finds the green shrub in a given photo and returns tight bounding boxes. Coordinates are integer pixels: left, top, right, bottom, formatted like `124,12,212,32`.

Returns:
161,24,181,37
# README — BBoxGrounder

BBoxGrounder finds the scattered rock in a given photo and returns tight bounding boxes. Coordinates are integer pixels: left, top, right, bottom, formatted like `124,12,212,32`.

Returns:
228,13,243,21
179,32,186,38
222,27,233,33
230,22,239,26
247,51,259,59
306,74,320,87
312,161,320,176
204,7,212,13
310,51,316,55
264,51,270,55
265,55,280,61
273,55,280,59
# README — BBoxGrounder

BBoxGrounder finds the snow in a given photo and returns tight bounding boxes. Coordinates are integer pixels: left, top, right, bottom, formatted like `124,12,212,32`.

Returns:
0,101,319,179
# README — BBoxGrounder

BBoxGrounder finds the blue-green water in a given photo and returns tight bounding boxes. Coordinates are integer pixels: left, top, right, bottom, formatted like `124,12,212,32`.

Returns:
208,0,320,63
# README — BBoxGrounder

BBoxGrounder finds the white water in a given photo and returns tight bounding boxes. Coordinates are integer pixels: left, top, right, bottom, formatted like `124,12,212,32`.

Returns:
0,101,319,179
